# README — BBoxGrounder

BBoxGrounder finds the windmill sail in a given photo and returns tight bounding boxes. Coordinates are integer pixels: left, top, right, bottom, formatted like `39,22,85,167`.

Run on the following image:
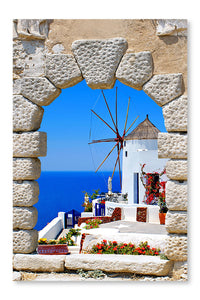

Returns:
89,87,139,191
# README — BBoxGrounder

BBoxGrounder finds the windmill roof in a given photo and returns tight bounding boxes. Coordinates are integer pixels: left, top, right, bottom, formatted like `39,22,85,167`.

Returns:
125,115,160,140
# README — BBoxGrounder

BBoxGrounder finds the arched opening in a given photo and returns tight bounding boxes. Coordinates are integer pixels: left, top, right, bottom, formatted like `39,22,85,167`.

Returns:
34,79,166,230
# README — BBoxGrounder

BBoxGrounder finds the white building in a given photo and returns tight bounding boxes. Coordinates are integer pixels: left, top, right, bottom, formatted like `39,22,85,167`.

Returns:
122,115,168,205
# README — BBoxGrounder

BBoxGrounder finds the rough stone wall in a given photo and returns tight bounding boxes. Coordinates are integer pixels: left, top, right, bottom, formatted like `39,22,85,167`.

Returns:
45,19,187,93
12,19,188,269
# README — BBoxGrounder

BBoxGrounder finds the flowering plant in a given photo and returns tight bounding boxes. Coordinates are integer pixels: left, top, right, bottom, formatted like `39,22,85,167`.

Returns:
38,228,81,246
56,237,68,244
140,164,168,212
84,218,102,229
82,189,100,212
89,240,160,256
38,238,48,244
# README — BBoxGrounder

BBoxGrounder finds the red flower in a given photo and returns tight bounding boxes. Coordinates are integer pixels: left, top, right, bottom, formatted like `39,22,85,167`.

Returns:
103,240,107,244
113,247,117,251
112,241,117,245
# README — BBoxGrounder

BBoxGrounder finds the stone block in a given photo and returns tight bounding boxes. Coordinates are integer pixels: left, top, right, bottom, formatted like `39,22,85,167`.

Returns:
166,180,187,211
16,19,49,40
45,54,83,89
13,180,39,207
13,39,46,78
156,19,187,36
13,271,22,281
158,133,187,159
13,229,38,254
13,95,44,132
143,73,183,106
162,95,187,132
116,51,153,90
13,132,47,157
165,234,187,261
21,77,61,106
13,207,38,230
172,261,188,280
13,158,41,180
65,254,173,276
166,159,187,180
13,254,66,272
13,79,22,95
72,38,128,89
165,211,187,234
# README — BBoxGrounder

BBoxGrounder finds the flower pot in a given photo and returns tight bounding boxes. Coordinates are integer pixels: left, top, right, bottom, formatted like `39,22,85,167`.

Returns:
37,244,70,255
159,213,166,225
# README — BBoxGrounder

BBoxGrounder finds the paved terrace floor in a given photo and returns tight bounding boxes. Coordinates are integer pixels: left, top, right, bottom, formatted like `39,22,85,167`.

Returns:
99,220,167,235
59,220,167,238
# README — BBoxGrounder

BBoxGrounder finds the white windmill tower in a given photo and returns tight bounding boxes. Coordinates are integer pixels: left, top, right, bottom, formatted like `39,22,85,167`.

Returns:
122,115,168,205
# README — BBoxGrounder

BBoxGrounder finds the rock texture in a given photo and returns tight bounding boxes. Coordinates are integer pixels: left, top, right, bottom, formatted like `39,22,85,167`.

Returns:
13,271,22,281
162,95,187,132
45,20,187,93
21,77,61,106
13,39,46,79
166,181,187,211
72,38,128,89
116,51,153,90
13,95,44,132
166,160,187,180
165,211,187,234
165,235,187,261
14,19,50,40
13,132,47,158
13,207,38,230
172,261,188,280
45,54,83,88
13,180,39,207
158,133,187,159
65,254,173,276
156,19,187,36
143,74,183,106
13,229,38,254
13,254,66,272
13,158,41,180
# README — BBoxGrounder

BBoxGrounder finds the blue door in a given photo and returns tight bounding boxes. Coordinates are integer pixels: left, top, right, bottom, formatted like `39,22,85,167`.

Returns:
133,173,139,204
95,203,105,216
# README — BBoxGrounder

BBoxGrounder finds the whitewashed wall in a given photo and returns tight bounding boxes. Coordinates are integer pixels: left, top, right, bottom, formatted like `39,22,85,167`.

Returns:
122,139,168,204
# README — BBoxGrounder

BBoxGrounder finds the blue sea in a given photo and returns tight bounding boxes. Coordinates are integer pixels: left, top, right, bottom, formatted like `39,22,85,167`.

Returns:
34,171,121,230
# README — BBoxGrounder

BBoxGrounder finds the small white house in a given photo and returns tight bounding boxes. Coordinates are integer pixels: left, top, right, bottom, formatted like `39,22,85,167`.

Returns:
122,115,168,205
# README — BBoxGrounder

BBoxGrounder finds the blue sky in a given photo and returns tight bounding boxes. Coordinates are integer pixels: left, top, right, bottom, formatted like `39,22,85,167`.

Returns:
40,79,166,171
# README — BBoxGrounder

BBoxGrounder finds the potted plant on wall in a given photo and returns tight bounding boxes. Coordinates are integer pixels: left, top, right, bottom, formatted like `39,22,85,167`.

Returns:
37,237,69,255
158,182,168,225
140,164,168,224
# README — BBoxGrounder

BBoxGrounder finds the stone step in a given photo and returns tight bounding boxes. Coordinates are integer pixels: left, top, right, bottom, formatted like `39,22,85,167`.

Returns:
68,246,80,254
13,253,173,276
13,254,66,272
65,254,173,276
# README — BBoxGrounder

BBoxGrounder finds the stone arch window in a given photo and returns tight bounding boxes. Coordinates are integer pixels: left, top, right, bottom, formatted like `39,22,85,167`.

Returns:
13,34,187,267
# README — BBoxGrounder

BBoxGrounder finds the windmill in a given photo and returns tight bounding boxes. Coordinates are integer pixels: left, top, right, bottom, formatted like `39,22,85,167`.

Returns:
89,87,139,191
